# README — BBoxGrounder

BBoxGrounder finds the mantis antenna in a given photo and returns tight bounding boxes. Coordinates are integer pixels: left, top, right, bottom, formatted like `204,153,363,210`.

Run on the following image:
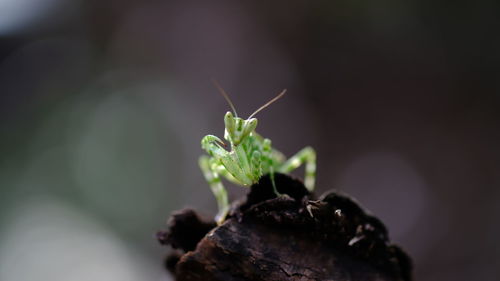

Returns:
212,79,238,117
248,89,286,119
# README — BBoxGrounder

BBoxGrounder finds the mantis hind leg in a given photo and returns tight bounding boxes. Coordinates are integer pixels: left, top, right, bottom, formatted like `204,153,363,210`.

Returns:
199,155,229,224
278,146,316,191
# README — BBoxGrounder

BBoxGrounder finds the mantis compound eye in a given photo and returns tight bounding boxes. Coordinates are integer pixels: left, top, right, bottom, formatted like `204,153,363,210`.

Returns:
242,118,258,138
224,111,235,134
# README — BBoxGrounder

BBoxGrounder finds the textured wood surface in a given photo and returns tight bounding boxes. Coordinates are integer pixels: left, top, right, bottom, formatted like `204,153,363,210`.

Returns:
158,174,412,281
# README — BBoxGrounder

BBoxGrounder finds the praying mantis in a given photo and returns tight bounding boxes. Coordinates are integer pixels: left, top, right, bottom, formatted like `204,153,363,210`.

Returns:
199,82,317,224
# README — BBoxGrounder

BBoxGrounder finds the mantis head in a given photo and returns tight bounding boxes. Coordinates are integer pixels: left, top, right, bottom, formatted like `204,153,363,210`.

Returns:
224,111,257,146
212,79,286,146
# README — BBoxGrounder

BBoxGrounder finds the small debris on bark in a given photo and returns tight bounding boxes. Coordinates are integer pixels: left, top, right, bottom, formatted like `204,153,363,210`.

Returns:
158,173,412,281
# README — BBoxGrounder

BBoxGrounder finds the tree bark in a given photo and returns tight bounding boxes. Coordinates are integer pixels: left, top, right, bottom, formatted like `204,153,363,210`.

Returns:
158,174,412,281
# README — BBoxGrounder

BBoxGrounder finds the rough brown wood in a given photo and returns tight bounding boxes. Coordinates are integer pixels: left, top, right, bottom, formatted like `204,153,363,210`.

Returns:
158,174,412,281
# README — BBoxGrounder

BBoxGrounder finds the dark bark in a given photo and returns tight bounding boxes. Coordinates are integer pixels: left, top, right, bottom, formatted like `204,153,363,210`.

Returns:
158,173,412,281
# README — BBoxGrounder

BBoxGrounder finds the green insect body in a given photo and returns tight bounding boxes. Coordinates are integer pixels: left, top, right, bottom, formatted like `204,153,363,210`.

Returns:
199,85,317,224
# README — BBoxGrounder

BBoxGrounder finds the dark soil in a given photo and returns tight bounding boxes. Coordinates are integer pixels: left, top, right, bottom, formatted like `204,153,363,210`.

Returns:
157,173,412,281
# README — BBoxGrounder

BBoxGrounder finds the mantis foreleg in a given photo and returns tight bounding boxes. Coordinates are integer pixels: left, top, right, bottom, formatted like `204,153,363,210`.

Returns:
201,135,252,185
199,155,229,224
278,146,316,191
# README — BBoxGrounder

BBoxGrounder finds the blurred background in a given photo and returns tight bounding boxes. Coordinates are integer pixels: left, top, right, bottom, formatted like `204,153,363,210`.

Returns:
0,0,499,280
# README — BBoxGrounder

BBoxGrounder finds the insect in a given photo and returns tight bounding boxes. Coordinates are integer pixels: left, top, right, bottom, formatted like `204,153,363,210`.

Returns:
199,82,317,224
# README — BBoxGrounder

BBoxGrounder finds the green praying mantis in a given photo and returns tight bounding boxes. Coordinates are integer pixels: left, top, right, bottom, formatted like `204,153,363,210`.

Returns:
199,82,317,224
